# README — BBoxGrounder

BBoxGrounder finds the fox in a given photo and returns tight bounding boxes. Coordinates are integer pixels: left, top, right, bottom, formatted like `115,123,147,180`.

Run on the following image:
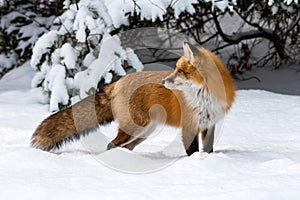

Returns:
31,42,235,156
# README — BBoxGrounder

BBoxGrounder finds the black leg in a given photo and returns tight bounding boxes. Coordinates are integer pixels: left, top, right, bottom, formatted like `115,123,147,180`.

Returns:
185,134,199,156
202,125,215,153
107,142,117,150
123,137,146,150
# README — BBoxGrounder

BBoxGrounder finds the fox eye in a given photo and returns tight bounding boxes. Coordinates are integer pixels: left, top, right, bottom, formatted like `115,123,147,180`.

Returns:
177,69,189,75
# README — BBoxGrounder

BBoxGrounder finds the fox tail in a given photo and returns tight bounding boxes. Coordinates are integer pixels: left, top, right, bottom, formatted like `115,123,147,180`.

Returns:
31,84,115,151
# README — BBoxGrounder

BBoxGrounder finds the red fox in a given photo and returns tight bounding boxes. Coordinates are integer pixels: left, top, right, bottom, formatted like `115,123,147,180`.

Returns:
31,42,235,156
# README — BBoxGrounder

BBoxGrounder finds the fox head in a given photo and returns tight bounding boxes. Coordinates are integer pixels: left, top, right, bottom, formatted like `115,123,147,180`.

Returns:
163,42,233,107
162,42,206,91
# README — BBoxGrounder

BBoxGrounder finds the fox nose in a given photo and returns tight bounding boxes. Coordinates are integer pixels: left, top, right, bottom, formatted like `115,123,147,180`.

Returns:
162,79,174,84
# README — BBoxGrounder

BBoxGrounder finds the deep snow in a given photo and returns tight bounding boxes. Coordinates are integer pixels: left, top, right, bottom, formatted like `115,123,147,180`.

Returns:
0,63,300,199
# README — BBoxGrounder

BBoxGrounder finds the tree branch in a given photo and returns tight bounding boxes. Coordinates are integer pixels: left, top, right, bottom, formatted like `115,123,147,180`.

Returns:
15,11,50,31
212,9,287,60
233,7,262,30
141,57,179,65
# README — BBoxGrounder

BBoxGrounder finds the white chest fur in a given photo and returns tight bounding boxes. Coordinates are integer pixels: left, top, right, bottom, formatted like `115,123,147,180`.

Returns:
183,84,226,130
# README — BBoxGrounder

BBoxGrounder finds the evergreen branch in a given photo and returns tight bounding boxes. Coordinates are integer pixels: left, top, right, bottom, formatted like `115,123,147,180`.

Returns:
15,10,51,31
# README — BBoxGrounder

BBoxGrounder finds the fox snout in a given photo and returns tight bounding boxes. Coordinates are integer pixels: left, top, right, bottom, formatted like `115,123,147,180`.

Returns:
162,73,179,90
162,78,174,85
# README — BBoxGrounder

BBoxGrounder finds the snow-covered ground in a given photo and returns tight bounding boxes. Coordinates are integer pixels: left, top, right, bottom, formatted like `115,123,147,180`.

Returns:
0,63,300,199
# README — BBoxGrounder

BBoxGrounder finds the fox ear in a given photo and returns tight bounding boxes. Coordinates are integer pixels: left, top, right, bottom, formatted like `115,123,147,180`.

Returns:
183,42,199,63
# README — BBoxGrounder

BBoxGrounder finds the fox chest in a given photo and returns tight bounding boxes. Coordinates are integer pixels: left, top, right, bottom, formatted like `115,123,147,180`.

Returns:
184,88,226,130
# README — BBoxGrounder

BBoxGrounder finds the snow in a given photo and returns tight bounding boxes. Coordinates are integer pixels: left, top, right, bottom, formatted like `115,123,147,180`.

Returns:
73,6,91,42
45,64,69,112
0,10,54,64
103,0,198,27
172,0,197,18
284,0,299,5
1,63,300,199
125,48,144,72
205,0,235,11
104,0,131,28
31,31,59,68
72,0,113,42
0,53,17,74
60,43,78,69
63,0,71,9
0,61,34,91
75,34,143,98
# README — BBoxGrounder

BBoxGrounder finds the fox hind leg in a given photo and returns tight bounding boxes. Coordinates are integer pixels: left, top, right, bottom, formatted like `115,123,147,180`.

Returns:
107,121,156,151
106,128,148,151
122,137,146,150
107,128,133,150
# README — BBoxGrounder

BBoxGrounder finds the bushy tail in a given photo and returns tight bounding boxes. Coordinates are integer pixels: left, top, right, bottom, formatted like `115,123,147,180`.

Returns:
31,84,115,151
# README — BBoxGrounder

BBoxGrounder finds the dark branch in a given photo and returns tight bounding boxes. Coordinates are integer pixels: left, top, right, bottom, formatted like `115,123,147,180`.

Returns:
142,57,179,65
212,9,287,60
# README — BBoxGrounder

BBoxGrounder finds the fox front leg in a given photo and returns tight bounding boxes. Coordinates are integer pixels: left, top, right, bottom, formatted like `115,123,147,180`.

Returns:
181,128,199,156
201,125,215,153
